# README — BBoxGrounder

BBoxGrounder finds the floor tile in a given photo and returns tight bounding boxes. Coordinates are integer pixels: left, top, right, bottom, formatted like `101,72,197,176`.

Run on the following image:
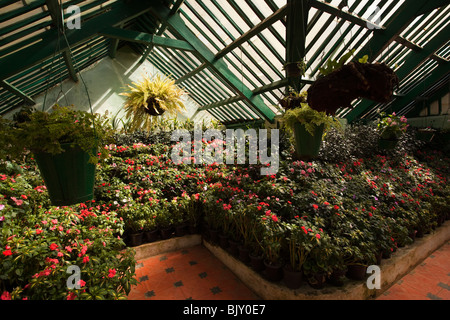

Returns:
128,241,450,300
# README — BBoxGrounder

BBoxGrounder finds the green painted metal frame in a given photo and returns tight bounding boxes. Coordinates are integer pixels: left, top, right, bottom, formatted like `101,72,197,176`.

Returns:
149,3,277,122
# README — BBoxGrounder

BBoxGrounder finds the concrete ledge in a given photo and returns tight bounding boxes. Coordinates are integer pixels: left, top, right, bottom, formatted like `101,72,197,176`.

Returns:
203,221,450,300
133,234,202,261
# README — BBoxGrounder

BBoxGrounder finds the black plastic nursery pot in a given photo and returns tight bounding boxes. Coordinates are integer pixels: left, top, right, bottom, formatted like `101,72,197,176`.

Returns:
33,143,96,206
292,122,324,160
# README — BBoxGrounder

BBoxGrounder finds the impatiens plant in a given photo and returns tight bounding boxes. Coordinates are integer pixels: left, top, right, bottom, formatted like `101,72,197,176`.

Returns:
0,206,136,300
377,112,409,140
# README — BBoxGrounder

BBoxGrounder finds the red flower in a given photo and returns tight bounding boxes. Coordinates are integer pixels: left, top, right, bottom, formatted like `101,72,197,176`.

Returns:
2,249,12,256
316,234,321,239
49,243,58,251
323,201,330,206
82,255,90,263
1,291,11,300
312,204,318,210
265,210,271,216
67,292,77,300
333,205,339,210
271,215,278,222
108,268,117,278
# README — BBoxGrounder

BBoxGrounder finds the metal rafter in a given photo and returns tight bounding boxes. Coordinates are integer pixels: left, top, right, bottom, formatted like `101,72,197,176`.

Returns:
149,4,277,122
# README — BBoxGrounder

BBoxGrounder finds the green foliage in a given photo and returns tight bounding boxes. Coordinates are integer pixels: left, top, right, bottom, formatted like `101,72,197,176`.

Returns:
281,102,341,136
377,112,409,140
319,49,355,76
120,74,186,133
1,105,113,164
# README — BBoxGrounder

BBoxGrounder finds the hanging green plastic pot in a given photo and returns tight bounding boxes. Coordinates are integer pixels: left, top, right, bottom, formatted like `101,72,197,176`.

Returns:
292,122,324,160
378,138,398,150
33,143,96,206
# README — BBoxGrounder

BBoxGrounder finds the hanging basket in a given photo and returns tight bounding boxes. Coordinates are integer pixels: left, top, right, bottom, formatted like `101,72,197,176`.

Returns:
292,122,324,160
143,97,166,116
307,62,399,115
33,143,97,206
377,138,398,150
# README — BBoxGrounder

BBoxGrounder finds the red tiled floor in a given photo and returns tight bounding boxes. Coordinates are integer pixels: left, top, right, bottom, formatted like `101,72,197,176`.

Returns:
377,241,450,300
127,245,260,300
128,241,450,300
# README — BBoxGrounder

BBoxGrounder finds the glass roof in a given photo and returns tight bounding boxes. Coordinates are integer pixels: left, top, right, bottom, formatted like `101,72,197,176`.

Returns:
0,0,449,125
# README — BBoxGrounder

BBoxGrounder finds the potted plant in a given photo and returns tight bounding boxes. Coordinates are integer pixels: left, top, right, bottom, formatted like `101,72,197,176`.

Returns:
282,60,306,78
376,112,409,150
260,212,285,282
120,73,186,132
281,100,341,160
279,88,307,110
307,51,398,115
4,105,112,206
282,219,321,289
156,200,175,239
141,203,159,243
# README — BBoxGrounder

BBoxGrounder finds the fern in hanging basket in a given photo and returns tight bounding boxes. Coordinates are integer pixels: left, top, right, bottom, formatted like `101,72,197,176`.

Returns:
281,101,341,136
120,74,186,132
7,105,112,164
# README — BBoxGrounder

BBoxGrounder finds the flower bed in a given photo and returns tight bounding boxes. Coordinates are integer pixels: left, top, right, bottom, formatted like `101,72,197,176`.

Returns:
1,123,449,298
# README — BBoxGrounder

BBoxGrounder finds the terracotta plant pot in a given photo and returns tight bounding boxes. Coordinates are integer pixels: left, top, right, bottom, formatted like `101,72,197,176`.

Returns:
308,272,327,289
238,245,250,263
346,264,367,281
328,268,347,287
175,224,187,237
249,254,264,272
264,261,283,282
219,234,229,249
160,227,174,240
283,265,303,289
144,229,159,243
129,232,143,247
228,239,239,256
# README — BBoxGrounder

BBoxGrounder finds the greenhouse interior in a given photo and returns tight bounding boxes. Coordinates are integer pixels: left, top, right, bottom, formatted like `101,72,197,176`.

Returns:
0,0,449,303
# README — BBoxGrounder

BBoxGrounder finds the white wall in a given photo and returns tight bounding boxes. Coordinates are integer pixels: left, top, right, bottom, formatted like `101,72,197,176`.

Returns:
7,45,214,125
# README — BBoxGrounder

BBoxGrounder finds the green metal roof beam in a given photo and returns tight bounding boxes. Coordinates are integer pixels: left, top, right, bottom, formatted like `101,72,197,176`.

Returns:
151,8,276,122
45,0,79,82
0,0,154,81
355,0,440,63
0,80,35,105
285,0,309,91
309,0,385,31
0,0,46,23
389,62,449,115
139,0,184,63
345,22,450,122
215,4,287,60
99,26,195,52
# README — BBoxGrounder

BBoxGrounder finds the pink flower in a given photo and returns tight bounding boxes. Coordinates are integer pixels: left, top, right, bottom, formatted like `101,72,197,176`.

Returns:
316,234,321,239
78,279,86,287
